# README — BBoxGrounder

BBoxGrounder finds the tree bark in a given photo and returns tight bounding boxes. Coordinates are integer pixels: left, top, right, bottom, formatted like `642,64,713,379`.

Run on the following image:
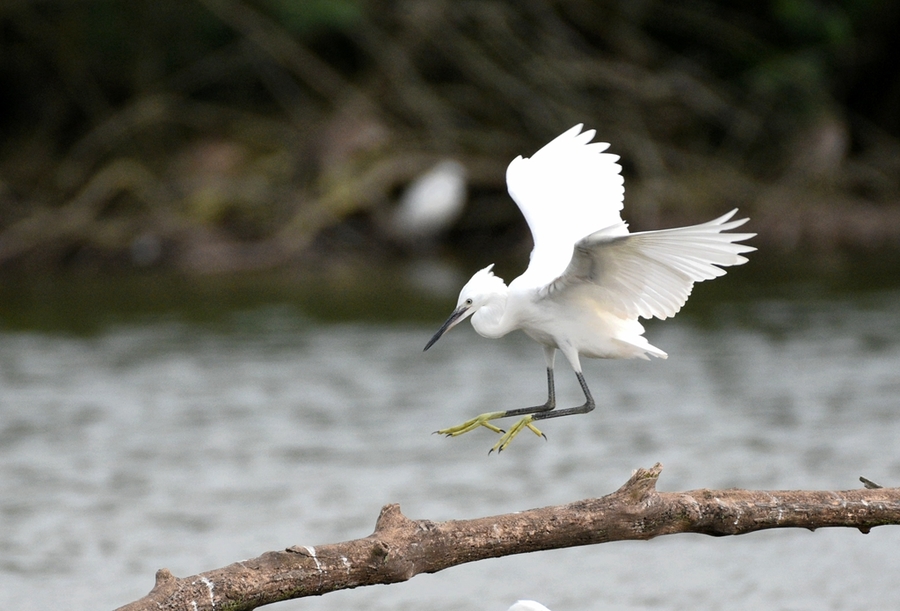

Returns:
115,464,900,611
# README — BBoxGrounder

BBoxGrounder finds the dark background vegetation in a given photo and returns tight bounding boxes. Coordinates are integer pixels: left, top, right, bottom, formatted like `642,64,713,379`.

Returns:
2,0,900,276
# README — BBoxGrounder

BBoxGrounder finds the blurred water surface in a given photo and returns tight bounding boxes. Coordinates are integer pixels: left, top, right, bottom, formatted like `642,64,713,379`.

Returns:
2,266,900,610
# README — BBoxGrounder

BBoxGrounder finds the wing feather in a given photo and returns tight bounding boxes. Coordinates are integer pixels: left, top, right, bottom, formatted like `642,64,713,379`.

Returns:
545,210,756,320
507,125,627,287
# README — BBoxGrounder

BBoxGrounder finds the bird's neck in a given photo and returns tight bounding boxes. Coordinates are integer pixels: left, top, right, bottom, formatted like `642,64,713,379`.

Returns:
471,292,513,339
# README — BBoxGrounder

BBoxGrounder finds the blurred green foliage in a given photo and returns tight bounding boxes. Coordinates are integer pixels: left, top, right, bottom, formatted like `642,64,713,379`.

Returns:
262,0,363,35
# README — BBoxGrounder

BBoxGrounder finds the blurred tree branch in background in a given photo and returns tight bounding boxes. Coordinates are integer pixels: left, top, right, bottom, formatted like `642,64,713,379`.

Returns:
2,0,900,273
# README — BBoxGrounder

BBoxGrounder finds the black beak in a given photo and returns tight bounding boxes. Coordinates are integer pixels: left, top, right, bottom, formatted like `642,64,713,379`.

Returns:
424,305,470,351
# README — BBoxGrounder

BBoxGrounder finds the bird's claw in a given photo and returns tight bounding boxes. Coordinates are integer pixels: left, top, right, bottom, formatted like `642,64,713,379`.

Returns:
436,412,546,452
489,416,545,453
435,411,506,437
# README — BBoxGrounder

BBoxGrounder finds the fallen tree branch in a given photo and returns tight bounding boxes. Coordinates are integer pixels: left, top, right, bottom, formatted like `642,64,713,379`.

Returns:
115,463,900,611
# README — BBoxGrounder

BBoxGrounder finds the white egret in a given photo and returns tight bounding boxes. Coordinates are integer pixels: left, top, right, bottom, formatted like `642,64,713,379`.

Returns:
390,159,467,242
424,124,755,452
507,601,552,611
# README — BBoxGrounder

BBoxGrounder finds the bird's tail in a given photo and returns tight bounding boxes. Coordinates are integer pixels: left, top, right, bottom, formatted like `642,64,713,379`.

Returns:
611,318,669,360
613,336,668,360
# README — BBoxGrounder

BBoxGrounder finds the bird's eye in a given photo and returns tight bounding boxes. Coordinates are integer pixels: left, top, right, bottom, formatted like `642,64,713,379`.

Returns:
465,298,473,306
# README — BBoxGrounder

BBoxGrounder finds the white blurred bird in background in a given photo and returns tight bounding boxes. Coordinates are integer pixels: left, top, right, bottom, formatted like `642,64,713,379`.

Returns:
389,159,467,243
425,125,755,452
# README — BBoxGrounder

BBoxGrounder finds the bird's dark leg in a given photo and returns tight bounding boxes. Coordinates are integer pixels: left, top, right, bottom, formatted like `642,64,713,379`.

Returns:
439,347,573,451
435,368,556,440
531,371,595,421
490,371,595,452
498,343,557,416
497,367,556,418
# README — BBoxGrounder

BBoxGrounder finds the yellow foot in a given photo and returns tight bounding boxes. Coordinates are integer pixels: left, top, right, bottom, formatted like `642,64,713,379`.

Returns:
435,411,506,437
490,415,546,453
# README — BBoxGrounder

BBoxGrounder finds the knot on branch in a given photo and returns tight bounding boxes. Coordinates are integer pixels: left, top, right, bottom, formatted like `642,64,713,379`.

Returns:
154,568,176,586
374,503,416,533
369,504,424,582
615,462,663,502
148,568,179,598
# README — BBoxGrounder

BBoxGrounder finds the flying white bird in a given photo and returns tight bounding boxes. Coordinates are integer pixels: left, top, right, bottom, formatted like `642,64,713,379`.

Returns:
424,124,755,452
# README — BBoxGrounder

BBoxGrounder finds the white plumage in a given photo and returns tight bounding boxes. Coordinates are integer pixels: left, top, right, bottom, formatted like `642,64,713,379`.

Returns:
507,601,552,611
425,124,755,451
390,159,467,241
507,125,626,286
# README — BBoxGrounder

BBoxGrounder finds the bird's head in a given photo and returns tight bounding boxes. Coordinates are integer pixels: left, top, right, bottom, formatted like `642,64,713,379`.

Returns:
424,264,505,351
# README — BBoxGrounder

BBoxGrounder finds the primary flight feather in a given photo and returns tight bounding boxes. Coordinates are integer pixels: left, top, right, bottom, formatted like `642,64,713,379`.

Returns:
424,124,755,452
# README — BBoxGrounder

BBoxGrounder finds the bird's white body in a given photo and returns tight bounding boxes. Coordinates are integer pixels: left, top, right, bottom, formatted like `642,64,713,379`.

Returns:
467,268,664,361
425,124,755,450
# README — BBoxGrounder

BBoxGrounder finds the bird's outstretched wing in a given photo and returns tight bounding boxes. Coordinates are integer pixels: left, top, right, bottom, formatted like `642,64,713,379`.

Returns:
507,124,626,287
544,210,756,320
